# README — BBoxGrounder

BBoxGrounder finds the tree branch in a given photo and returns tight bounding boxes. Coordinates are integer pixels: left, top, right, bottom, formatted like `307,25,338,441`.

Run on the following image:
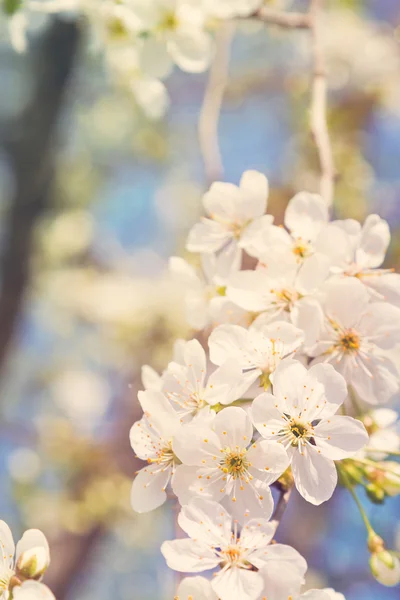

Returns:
271,484,293,535
0,17,81,374
309,0,335,205
198,21,235,184
254,8,311,29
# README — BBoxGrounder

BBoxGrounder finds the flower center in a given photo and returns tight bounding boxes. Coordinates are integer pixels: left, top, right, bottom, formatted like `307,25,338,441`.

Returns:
148,441,176,466
338,330,360,353
292,239,312,260
274,288,299,311
159,11,179,31
0,569,13,593
224,545,242,565
221,449,250,478
279,418,314,448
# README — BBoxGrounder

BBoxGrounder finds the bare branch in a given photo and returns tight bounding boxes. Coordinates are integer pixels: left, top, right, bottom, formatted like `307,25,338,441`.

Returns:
309,0,335,205
198,22,235,184
254,8,311,29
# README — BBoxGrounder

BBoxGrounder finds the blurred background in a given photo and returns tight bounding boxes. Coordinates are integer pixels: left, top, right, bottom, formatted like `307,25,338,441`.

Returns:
0,1,399,599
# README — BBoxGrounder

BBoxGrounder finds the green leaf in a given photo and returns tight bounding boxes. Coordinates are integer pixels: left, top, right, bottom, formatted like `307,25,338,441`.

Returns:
2,0,23,16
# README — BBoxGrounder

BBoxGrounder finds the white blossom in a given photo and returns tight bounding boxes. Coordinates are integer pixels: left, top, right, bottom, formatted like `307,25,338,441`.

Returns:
173,407,289,522
252,358,368,504
175,576,217,600
186,171,271,257
13,582,56,600
161,497,307,600
309,277,400,406
361,408,400,459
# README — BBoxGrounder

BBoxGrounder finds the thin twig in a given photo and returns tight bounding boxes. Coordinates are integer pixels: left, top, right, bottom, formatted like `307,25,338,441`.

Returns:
198,22,235,184
309,0,335,205
270,484,293,535
254,8,311,29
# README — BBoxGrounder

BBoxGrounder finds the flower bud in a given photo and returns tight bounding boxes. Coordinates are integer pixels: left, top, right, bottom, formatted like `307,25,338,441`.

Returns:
16,547,49,581
380,462,400,497
365,482,385,504
370,551,400,586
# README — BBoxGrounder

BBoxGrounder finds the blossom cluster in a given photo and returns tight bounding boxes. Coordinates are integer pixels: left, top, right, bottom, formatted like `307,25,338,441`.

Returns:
1,0,265,119
129,170,400,598
0,521,54,599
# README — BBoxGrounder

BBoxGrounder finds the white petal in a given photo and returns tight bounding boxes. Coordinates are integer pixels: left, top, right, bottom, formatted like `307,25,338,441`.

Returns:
324,278,369,329
173,426,220,465
172,464,224,505
141,365,162,391
227,270,271,312
270,359,307,406
239,214,275,258
225,481,274,524
13,581,56,600
259,543,307,600
247,440,290,479
291,296,324,349
350,356,399,405
137,38,173,79
284,192,328,241
132,77,170,120
212,567,264,600
130,464,170,512
370,408,398,429
0,521,15,568
169,256,201,287
209,324,250,367
16,529,49,566
358,302,400,349
183,339,207,386
167,28,213,73
251,393,285,439
186,219,231,253
363,272,400,306
314,415,368,459
305,362,348,414
137,389,180,436
240,518,274,551
177,577,217,600
291,447,337,505
356,214,390,269
178,498,232,546
296,252,330,294
161,538,219,572
239,170,269,219
214,407,253,448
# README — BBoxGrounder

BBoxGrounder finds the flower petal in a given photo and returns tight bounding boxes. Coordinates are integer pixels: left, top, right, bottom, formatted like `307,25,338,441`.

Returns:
314,415,368,459
284,192,328,241
161,538,219,573
212,566,264,600
130,464,171,513
214,407,253,448
178,498,232,546
291,446,338,505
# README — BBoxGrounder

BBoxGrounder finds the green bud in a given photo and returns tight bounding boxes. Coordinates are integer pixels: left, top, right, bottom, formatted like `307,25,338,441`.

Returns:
2,0,23,16
365,482,385,504
16,547,49,581
370,551,400,586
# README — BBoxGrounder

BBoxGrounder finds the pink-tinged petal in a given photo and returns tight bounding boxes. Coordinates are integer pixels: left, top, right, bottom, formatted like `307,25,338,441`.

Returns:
214,407,253,448
314,415,368,459
291,447,338,505
251,393,285,439
258,543,307,599
324,278,369,329
161,539,219,573
178,498,232,546
356,214,390,269
137,390,180,437
238,170,269,219
212,566,264,600
247,440,290,480
358,302,400,349
177,577,217,600
173,426,220,465
284,192,328,241
270,359,307,407
130,464,171,513
186,219,231,253
209,324,250,367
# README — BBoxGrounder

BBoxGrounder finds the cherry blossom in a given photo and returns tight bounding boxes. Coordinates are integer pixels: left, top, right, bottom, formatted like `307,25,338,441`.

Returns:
226,252,330,347
130,390,183,512
173,407,289,522
12,582,56,600
0,522,50,598
209,320,304,391
161,497,307,600
361,409,400,459
300,590,345,600
186,170,272,257
175,576,217,600
309,277,400,406
252,358,368,504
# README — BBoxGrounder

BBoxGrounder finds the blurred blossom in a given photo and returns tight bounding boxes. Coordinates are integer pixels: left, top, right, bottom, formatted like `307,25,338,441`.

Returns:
7,448,41,484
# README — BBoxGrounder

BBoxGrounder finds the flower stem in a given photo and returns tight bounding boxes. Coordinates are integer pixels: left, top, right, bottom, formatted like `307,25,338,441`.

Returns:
338,464,375,535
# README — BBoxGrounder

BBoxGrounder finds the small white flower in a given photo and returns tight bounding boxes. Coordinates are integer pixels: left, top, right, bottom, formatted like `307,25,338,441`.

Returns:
175,576,217,600
370,550,400,587
186,171,272,256
130,0,213,74
252,358,368,504
226,252,330,347
300,589,346,600
169,247,245,330
163,339,249,421
13,581,56,600
309,277,400,406
361,408,399,459
130,390,182,512
173,407,289,522
0,523,50,598
209,321,304,391
161,497,307,600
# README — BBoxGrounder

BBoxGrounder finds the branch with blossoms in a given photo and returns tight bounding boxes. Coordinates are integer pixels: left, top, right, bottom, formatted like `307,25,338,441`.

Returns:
0,1,400,600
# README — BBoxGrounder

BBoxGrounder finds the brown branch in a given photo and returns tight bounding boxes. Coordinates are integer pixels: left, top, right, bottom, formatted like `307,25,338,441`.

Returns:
254,8,311,29
198,21,235,184
309,0,335,205
271,484,294,536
